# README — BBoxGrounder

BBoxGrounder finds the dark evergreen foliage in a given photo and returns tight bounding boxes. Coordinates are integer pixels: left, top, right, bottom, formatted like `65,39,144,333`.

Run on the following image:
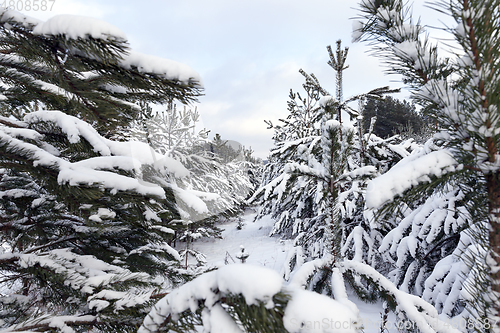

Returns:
0,10,202,136
0,9,202,332
362,96,424,138
356,0,500,328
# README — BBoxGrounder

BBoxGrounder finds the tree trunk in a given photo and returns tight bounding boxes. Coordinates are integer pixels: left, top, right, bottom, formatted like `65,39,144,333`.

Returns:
486,172,500,328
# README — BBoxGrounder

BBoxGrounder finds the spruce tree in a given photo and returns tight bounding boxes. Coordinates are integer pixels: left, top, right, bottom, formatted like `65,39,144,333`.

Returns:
0,9,202,332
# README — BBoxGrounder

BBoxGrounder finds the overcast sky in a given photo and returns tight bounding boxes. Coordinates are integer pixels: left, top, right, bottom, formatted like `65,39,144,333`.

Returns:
21,0,451,158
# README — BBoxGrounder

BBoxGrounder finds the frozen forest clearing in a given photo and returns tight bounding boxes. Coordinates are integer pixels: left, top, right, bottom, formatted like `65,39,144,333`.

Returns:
191,208,292,269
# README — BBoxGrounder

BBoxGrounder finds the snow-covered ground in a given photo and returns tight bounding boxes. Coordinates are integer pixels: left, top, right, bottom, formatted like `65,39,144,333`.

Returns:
192,207,292,270
190,207,398,333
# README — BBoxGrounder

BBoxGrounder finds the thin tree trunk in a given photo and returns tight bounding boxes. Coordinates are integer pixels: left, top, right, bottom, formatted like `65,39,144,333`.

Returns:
486,172,500,326
462,0,500,323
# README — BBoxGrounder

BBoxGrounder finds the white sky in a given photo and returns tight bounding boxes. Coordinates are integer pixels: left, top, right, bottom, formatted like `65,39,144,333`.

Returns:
20,0,453,159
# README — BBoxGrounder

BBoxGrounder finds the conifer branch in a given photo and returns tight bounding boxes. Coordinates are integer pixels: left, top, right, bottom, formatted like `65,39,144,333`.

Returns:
0,116,26,128
9,318,101,332
23,236,79,254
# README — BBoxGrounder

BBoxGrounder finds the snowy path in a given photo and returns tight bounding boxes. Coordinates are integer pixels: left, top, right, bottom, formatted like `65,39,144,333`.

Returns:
192,207,292,270
190,207,396,333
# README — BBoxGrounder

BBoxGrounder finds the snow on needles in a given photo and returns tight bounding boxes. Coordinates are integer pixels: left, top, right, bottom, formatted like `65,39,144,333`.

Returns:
140,264,360,333
0,8,42,27
23,11,202,85
121,51,203,85
365,149,458,209
139,264,282,333
24,110,189,178
2,110,191,198
32,14,127,40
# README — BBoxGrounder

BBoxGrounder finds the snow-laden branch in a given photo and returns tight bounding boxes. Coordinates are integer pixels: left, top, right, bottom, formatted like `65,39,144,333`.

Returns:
13,11,202,85
32,14,127,40
341,260,462,333
1,110,194,197
121,51,203,85
3,314,98,333
365,149,458,209
0,247,158,326
247,172,290,204
140,264,361,333
139,264,283,333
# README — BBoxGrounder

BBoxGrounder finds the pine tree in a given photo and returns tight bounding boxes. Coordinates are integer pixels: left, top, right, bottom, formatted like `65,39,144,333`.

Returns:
0,9,202,332
0,10,202,136
252,41,404,267
127,102,262,275
355,0,500,329
251,41,463,332
210,133,232,162
362,96,424,138
129,103,258,222
253,76,324,242
138,264,362,333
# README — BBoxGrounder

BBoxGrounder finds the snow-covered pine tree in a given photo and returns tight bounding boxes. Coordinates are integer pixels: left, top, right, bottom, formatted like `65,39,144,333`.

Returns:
0,9,202,332
129,102,257,222
288,41,408,300
252,73,324,243
174,131,258,219
355,0,500,329
138,264,362,333
129,102,207,155
210,133,247,163
251,41,408,274
251,42,461,332
365,137,478,320
128,102,261,272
